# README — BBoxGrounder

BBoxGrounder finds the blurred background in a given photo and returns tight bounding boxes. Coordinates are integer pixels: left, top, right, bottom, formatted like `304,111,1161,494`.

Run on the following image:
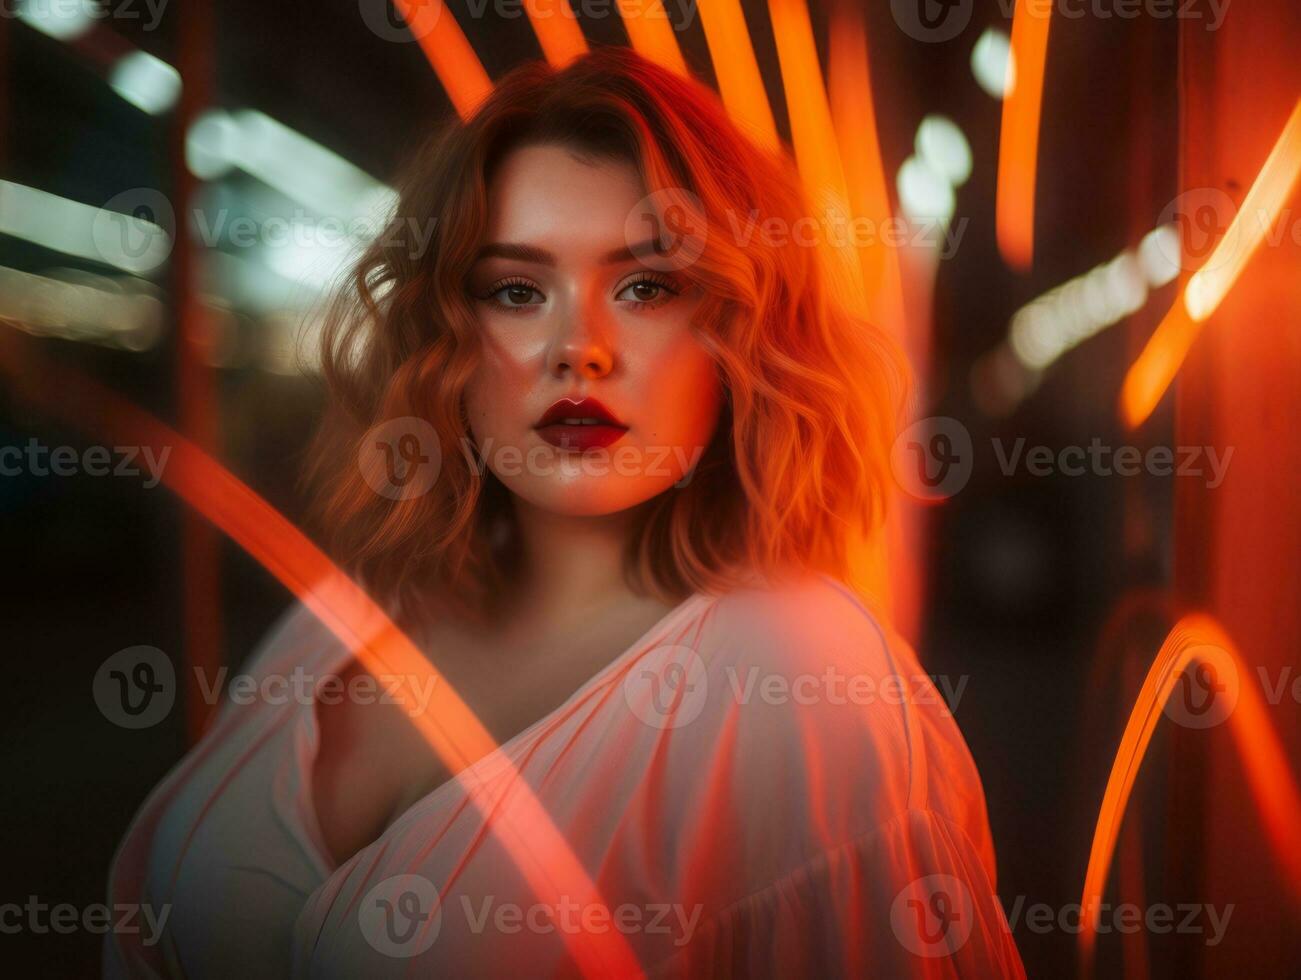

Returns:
1,0,1297,976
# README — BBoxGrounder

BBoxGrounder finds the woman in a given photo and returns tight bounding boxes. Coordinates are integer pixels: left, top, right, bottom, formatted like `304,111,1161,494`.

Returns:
107,47,1024,978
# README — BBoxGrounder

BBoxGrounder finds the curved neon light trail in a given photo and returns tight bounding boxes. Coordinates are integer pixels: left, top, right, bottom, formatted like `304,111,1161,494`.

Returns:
0,330,643,978
1120,98,1301,429
996,0,1051,272
1080,613,1301,965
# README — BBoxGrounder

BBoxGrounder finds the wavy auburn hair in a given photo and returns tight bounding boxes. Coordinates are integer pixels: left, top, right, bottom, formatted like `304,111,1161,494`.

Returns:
307,46,906,624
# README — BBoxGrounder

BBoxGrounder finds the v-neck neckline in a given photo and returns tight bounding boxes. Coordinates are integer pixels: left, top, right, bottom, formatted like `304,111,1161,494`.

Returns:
298,588,717,876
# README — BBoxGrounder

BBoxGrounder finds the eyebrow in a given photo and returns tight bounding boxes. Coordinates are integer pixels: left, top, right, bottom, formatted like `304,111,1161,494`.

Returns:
473,239,665,266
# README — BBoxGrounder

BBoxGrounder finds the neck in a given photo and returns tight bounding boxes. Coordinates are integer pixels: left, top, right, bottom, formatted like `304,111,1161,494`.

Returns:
505,497,647,627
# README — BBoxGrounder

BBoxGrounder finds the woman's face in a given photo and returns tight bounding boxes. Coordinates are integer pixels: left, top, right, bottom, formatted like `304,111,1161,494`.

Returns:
464,143,723,517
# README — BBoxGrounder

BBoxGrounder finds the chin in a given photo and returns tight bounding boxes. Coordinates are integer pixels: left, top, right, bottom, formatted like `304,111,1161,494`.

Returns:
502,474,680,518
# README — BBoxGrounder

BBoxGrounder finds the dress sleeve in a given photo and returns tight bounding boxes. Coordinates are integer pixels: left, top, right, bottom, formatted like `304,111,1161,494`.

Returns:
646,808,1024,979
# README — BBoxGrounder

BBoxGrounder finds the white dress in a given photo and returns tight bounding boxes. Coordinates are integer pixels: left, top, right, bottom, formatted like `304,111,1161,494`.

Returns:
105,573,1025,978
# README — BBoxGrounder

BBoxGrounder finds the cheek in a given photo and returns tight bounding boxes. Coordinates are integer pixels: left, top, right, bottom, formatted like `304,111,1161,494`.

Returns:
632,336,723,449
465,330,544,441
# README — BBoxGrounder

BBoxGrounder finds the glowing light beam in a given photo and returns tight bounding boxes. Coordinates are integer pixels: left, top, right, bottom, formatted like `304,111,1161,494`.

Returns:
523,0,589,68
616,0,688,77
0,329,642,979
392,0,493,120
696,0,779,151
995,0,1051,271
828,4,905,337
1120,98,1301,428
768,0,864,302
1080,614,1301,965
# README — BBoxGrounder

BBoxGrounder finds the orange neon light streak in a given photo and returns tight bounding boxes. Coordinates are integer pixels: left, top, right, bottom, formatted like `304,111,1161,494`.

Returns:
615,0,688,77
695,0,778,150
392,0,493,120
1120,98,1301,428
523,0,589,68
0,333,642,978
767,0,863,301
824,4,908,630
1080,614,1301,964
827,5,904,336
1118,296,1200,429
996,0,1051,272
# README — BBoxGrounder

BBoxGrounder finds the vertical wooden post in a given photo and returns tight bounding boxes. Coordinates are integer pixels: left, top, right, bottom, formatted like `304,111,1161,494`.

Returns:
171,0,223,743
1176,4,1301,974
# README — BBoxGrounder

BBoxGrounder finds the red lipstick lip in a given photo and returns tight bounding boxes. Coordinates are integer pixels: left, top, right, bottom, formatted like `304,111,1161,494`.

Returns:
534,397,628,451
535,397,625,428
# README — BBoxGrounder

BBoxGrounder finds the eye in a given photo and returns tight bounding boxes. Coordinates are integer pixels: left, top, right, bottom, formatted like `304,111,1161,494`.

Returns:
615,273,680,308
478,277,546,310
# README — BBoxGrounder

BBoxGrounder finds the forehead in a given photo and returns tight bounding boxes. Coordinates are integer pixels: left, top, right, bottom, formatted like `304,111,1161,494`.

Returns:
483,143,645,249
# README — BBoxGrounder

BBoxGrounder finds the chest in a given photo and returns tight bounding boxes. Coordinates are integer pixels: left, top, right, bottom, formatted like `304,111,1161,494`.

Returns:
309,603,678,867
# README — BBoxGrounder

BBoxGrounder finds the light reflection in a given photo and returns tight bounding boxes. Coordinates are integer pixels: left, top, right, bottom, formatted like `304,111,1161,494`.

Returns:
0,180,172,277
15,0,97,41
916,114,973,188
186,110,397,225
897,155,955,227
972,28,1015,100
0,266,163,351
1007,235,1166,374
110,51,182,116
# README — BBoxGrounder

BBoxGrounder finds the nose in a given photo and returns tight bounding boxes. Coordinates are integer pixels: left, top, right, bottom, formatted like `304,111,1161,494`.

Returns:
545,294,615,380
